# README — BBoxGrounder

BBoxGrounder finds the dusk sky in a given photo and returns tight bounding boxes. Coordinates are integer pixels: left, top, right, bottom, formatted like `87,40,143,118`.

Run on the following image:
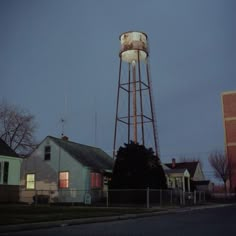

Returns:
1,0,235,182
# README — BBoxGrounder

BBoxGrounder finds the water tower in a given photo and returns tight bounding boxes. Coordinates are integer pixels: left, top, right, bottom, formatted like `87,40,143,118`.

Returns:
113,31,160,158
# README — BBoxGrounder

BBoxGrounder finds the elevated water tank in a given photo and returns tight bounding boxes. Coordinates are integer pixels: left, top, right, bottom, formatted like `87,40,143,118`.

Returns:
119,31,148,63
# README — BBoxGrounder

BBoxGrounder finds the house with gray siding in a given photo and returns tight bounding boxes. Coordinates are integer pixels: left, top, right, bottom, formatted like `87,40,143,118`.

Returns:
20,136,113,204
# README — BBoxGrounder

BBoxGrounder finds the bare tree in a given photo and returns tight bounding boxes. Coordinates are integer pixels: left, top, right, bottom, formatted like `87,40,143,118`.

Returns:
208,151,229,193
0,101,38,155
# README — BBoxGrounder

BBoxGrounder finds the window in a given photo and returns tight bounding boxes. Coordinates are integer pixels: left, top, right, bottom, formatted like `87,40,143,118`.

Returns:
0,162,2,183
175,177,182,189
26,174,35,189
90,172,102,188
0,162,9,184
3,162,9,184
44,146,51,160
59,171,69,188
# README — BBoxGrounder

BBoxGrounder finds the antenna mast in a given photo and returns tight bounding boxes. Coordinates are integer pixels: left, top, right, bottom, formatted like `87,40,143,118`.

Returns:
60,118,65,137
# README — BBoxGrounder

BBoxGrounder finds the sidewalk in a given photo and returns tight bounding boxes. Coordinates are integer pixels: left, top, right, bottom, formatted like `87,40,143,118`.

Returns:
0,203,233,233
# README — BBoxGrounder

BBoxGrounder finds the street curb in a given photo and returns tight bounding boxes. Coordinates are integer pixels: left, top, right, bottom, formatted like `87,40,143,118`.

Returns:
0,204,235,233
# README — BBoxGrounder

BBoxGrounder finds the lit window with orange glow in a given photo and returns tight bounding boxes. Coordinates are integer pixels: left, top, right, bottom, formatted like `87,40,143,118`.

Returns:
59,171,69,188
90,172,102,188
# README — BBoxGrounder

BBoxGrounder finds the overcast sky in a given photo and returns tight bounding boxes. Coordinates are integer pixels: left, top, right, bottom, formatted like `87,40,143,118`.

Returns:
1,0,235,182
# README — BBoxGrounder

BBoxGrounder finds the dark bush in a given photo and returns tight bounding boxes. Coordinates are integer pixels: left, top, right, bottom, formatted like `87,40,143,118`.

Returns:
33,195,49,204
110,141,167,191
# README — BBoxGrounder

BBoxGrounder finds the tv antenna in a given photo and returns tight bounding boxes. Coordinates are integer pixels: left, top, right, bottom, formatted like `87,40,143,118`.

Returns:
60,93,68,138
60,118,66,137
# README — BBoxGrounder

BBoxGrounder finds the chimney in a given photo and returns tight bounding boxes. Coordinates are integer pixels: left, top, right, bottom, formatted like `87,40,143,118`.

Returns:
62,136,69,141
172,158,176,168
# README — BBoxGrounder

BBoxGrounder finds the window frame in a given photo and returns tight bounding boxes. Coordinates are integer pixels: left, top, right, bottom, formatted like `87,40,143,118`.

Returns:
26,173,36,190
58,171,69,189
0,162,2,183
90,172,102,189
1,161,9,184
44,145,51,161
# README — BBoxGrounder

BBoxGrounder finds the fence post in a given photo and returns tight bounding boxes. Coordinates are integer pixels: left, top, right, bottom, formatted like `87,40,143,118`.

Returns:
35,190,38,206
160,189,162,207
194,190,196,205
106,190,109,208
179,190,182,205
146,188,150,209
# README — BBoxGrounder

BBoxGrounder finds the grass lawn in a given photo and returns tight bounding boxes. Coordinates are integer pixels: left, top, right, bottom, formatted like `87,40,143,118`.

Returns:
0,204,157,225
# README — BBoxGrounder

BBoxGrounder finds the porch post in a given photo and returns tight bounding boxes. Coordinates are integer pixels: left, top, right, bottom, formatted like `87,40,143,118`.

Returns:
187,177,190,192
182,176,185,192
182,177,185,206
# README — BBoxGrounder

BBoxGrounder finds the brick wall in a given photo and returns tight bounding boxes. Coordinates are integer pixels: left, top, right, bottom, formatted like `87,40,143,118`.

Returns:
227,146,236,190
222,92,236,118
222,91,236,190
225,120,236,143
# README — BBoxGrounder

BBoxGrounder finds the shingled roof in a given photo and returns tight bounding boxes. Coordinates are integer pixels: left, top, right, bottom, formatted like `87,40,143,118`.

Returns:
49,136,114,171
165,161,199,178
193,180,210,185
0,138,19,158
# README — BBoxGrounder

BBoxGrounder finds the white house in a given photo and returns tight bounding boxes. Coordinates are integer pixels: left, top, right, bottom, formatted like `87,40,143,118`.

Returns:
165,158,212,192
0,138,22,202
165,158,205,182
165,168,191,192
20,136,114,204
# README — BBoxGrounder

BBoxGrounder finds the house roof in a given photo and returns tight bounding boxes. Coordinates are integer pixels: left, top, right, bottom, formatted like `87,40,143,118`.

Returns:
0,138,19,158
49,136,114,171
165,168,190,177
165,168,187,174
193,180,211,185
165,161,199,178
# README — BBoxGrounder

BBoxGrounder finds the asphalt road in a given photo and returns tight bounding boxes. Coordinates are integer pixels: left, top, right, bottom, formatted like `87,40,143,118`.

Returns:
1,205,236,236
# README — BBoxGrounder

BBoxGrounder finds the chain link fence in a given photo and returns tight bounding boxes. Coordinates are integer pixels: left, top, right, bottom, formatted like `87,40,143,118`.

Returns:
16,188,206,208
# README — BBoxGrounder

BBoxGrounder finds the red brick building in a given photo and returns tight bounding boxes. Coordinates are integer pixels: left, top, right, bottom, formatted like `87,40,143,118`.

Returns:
222,91,236,191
